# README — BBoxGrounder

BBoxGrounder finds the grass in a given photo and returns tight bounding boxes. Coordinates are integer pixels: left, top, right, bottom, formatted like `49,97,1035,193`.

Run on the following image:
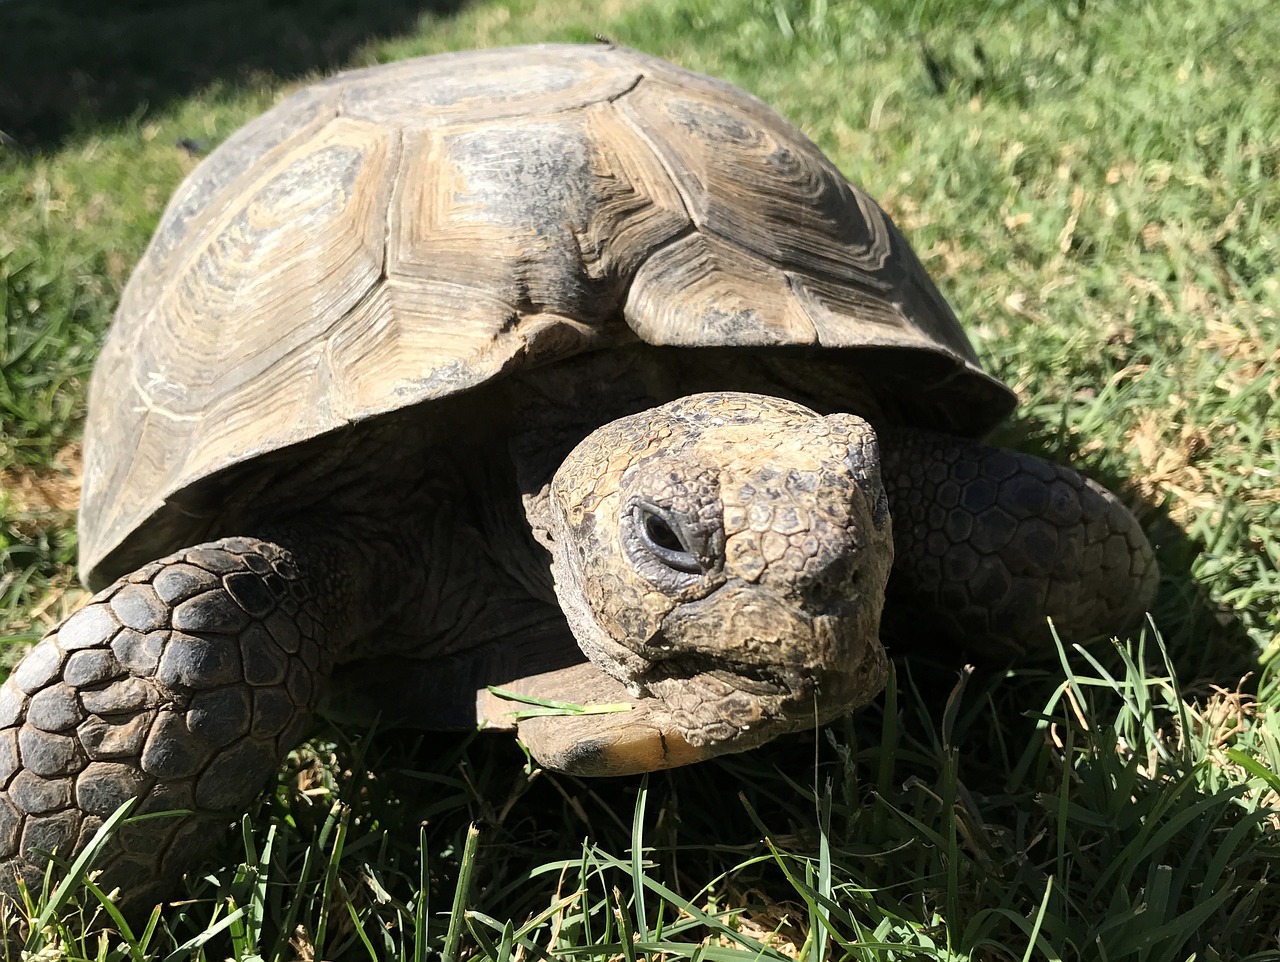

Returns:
1,0,1278,957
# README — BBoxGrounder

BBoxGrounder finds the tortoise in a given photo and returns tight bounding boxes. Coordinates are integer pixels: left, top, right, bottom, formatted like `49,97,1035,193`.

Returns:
0,43,1156,911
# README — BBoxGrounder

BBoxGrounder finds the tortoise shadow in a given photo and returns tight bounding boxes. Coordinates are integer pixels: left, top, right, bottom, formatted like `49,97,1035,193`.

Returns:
0,0,467,153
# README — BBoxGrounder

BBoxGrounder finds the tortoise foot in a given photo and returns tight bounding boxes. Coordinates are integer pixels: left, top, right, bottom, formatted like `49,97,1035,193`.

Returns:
882,430,1158,659
0,538,325,916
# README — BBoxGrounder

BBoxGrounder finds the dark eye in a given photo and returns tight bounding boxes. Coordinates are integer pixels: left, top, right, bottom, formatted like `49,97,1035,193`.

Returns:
634,505,702,575
644,513,684,553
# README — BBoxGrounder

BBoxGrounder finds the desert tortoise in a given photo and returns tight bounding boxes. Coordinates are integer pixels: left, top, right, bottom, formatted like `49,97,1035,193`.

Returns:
0,44,1156,910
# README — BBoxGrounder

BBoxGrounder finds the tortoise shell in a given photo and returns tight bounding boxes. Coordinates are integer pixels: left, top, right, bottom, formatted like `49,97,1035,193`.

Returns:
80,43,1013,585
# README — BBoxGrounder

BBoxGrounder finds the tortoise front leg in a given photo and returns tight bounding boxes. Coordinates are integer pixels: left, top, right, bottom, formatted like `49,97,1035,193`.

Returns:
0,532,369,915
879,430,1158,659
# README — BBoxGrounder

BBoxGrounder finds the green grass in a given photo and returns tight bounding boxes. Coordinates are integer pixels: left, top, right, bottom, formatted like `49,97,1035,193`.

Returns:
2,0,1278,957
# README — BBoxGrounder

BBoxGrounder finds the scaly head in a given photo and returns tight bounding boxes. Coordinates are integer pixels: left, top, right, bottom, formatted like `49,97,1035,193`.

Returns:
541,392,893,773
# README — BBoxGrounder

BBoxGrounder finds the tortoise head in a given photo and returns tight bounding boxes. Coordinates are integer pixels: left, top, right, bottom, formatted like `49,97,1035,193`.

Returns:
537,392,892,774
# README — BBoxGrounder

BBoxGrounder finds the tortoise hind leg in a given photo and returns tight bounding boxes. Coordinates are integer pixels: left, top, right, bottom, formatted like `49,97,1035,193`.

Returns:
0,532,368,916
879,429,1157,659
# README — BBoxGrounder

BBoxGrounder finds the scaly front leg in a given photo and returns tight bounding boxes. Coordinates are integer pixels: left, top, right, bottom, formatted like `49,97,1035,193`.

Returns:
880,430,1158,658
0,529,381,916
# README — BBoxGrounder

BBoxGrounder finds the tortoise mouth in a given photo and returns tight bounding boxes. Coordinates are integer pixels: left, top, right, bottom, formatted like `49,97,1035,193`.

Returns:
637,597,879,707
641,651,800,698
450,624,886,776
637,619,888,751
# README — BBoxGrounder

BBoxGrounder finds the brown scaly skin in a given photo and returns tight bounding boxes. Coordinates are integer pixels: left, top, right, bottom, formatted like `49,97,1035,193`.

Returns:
537,393,892,770
879,430,1159,659
0,392,1156,917
512,393,1156,773
0,535,363,917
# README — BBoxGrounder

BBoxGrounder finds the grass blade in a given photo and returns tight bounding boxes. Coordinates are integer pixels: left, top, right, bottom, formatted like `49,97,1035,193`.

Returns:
443,824,480,962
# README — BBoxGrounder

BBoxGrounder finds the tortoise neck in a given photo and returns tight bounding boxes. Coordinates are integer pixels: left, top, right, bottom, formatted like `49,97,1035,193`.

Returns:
253,518,411,662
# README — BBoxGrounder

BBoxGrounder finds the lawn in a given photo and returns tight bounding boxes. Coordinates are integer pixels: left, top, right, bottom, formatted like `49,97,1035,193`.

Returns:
1,0,1278,958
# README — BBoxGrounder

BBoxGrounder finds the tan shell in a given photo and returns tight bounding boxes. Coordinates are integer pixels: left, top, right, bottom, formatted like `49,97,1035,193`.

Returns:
80,43,1013,585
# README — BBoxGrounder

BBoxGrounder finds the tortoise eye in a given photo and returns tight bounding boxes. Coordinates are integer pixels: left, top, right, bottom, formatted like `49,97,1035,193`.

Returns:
644,513,684,553
634,505,703,575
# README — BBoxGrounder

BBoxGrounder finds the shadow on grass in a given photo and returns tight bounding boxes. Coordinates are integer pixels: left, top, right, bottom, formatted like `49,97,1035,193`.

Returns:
176,654,1274,960
0,0,468,152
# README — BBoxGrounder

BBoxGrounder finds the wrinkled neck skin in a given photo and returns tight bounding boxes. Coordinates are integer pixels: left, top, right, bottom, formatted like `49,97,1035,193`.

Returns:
527,369,895,753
